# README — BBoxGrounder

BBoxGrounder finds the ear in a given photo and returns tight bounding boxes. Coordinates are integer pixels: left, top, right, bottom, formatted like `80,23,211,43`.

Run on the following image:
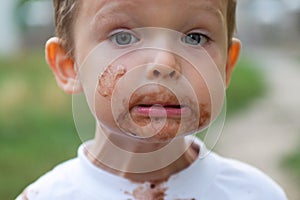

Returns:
225,38,241,87
45,37,82,94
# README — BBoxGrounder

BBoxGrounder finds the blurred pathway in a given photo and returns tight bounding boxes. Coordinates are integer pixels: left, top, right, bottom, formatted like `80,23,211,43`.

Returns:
215,49,300,200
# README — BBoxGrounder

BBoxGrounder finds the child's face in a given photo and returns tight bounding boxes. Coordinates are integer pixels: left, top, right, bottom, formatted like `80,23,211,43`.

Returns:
47,0,241,142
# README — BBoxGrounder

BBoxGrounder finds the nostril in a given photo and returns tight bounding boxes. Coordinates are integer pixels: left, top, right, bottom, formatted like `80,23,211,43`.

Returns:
169,71,176,78
153,69,160,77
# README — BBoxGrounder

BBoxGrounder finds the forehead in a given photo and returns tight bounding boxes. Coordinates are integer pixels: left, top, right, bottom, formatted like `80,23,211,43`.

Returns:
86,0,226,10
78,0,227,24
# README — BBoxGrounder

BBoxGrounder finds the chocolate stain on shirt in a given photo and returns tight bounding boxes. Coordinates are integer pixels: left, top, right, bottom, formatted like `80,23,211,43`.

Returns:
21,190,29,200
126,183,197,200
126,182,167,200
19,188,39,200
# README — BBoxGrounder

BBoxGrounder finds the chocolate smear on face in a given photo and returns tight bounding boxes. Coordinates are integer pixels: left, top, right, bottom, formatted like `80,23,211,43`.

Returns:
199,103,211,127
98,65,126,98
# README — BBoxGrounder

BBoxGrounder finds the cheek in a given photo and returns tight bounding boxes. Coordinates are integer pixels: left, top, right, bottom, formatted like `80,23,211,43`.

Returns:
183,57,224,129
209,47,228,76
97,51,151,99
97,64,127,99
199,103,211,128
94,64,128,132
190,76,212,128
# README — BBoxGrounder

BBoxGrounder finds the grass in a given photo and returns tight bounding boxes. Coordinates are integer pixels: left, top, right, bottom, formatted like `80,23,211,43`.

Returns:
0,51,266,199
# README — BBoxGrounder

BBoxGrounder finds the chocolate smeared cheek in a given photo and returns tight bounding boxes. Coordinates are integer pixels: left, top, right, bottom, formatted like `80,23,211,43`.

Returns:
199,104,211,128
97,65,127,99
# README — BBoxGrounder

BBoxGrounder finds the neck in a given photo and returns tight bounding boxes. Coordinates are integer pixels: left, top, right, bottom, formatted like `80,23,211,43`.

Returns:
86,125,199,183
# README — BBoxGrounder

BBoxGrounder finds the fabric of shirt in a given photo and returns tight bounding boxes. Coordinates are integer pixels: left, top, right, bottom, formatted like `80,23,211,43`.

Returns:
16,138,288,200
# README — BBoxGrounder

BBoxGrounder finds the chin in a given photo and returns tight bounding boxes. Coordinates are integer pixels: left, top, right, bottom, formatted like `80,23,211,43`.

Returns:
118,117,202,143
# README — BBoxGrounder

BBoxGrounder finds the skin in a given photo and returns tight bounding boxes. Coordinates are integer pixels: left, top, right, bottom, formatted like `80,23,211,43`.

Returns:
97,64,127,98
45,0,241,183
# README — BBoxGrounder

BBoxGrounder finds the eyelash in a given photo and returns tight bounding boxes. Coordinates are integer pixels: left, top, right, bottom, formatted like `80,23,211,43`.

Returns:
182,32,211,46
109,29,140,46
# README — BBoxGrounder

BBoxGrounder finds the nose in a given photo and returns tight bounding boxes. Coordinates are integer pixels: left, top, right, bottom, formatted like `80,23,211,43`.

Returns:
147,51,181,80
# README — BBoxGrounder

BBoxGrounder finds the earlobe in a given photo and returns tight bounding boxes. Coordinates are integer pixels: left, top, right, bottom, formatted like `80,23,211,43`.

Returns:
225,38,241,87
45,37,82,94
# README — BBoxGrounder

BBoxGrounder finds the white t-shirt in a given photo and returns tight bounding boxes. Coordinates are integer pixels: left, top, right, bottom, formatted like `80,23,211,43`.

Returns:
16,138,287,200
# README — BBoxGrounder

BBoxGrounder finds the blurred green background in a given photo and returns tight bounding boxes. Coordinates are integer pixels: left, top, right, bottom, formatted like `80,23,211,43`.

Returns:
0,51,266,199
0,51,81,199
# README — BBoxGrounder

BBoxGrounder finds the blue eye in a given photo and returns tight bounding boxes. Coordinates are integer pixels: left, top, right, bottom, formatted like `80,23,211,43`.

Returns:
110,31,139,46
182,33,208,46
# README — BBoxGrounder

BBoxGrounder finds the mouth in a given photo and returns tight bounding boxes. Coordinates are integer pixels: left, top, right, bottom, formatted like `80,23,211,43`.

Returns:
126,84,196,122
131,104,192,119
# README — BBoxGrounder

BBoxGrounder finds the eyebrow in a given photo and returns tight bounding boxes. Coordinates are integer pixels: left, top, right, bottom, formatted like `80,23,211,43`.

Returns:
89,11,134,40
182,3,226,34
189,3,225,24
89,1,139,34
203,6,223,19
89,0,136,25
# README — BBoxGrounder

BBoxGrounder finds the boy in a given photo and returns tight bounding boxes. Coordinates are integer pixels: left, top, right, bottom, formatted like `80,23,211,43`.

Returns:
17,0,288,199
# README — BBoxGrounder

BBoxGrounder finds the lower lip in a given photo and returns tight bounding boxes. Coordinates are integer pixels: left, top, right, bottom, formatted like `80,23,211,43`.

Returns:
132,105,191,119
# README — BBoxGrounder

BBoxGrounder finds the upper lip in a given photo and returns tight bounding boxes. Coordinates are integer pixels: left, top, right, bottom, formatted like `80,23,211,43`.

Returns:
128,85,190,110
